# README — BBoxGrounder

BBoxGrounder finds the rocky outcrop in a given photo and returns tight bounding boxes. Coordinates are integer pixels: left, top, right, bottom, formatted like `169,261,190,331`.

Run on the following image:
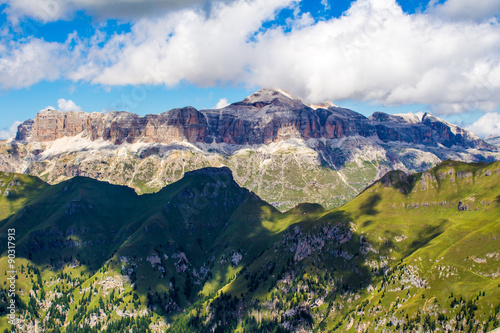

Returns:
13,88,494,150
369,112,490,149
15,119,34,142
19,107,208,145
421,113,488,149
378,170,411,194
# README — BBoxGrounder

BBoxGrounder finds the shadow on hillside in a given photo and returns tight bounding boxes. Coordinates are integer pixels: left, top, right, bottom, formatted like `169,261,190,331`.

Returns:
404,221,446,259
0,171,379,331
359,193,381,216
0,214,17,253
496,195,500,203
320,209,352,224
362,220,373,227
220,207,375,309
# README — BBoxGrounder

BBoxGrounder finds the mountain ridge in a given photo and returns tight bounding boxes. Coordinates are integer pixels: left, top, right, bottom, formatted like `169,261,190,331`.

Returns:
12,88,493,149
1,88,499,211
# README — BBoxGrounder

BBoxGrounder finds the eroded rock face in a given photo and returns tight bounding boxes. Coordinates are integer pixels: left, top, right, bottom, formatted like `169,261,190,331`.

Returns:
21,108,208,145
369,112,489,149
17,103,373,145
14,88,492,149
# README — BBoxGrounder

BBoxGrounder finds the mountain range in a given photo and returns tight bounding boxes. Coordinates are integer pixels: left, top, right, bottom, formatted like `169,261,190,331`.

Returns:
0,160,499,332
1,88,499,332
1,88,499,210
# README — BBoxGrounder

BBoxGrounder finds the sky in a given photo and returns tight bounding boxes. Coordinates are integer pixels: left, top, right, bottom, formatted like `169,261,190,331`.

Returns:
1,0,500,139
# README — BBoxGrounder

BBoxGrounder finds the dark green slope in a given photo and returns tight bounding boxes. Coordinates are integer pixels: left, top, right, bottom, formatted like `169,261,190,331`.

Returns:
0,166,286,267
211,160,500,332
0,167,293,331
109,167,287,302
0,161,499,332
1,175,143,269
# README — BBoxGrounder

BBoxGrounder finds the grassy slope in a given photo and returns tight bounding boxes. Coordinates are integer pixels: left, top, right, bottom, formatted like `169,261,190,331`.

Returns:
0,161,499,332
0,168,294,331
0,172,47,221
213,160,500,332
327,160,500,331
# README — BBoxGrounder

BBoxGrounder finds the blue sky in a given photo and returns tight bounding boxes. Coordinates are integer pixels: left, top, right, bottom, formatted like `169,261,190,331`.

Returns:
1,0,500,139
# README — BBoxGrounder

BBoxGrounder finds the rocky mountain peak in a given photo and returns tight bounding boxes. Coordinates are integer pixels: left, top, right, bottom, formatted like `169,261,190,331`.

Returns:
421,112,438,123
241,88,300,105
242,88,337,111
420,112,461,131
370,112,420,124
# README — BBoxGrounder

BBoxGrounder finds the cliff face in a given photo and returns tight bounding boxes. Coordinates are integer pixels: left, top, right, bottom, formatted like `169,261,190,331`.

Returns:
16,102,373,145
14,89,490,149
369,112,489,149
19,107,209,145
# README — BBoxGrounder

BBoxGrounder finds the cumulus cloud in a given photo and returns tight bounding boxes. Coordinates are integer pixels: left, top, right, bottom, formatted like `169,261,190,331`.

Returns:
2,0,500,115
0,121,21,140
466,112,500,138
0,38,73,89
0,0,218,23
428,0,500,22
69,0,292,86
248,0,500,113
57,98,82,111
215,98,230,108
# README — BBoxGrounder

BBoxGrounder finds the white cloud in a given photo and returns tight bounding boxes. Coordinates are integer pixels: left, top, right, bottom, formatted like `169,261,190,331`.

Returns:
71,0,500,114
40,106,55,111
57,98,82,112
0,0,218,23
2,0,500,116
215,98,229,108
428,0,500,22
466,112,500,138
0,38,73,89
248,0,500,113
69,0,293,86
321,0,330,10
0,121,21,140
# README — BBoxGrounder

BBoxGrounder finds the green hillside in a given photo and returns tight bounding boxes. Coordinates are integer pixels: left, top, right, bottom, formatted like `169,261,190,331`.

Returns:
215,160,500,332
0,161,499,332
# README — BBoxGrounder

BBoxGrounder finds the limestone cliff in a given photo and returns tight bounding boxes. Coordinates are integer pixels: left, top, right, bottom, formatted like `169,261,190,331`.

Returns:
15,89,492,150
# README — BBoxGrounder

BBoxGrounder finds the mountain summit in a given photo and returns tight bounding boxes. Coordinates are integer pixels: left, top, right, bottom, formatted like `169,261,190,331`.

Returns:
241,88,299,104
241,88,337,110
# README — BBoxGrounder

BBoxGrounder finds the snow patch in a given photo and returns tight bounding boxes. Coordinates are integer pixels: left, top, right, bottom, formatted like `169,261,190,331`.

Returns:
393,112,421,124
